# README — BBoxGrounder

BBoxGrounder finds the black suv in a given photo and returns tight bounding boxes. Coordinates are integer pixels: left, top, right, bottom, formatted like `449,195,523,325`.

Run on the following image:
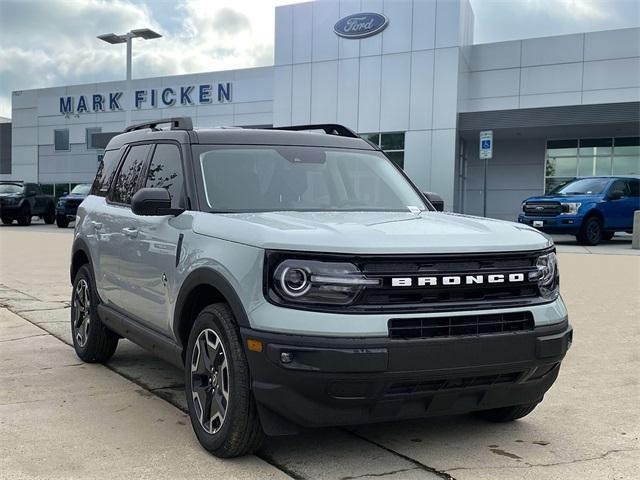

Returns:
0,182,56,226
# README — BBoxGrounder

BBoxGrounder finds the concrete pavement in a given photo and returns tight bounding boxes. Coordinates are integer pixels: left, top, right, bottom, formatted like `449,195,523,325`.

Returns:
1,222,639,479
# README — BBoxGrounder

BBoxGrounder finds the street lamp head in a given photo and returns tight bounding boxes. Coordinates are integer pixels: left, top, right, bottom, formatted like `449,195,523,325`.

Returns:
130,28,162,40
97,33,127,44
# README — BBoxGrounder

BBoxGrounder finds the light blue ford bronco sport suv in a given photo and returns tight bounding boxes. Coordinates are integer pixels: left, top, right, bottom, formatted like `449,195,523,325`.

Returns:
70,118,572,458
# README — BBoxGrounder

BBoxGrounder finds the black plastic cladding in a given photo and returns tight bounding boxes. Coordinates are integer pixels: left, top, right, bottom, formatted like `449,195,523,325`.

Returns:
263,247,557,314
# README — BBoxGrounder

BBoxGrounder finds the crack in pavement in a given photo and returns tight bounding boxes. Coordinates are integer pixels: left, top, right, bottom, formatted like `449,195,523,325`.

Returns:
1,284,454,480
345,430,456,480
340,466,421,479
0,333,48,343
445,448,638,472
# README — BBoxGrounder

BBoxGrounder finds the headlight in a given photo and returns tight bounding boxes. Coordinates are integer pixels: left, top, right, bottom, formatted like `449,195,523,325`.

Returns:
271,259,380,306
529,251,559,299
57,200,66,207
560,202,581,215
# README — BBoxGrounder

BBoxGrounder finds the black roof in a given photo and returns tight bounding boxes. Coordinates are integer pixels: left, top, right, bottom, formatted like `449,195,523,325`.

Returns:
105,124,375,151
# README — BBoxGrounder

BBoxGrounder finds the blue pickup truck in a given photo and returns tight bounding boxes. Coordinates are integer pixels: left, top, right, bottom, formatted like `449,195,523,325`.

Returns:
519,176,639,245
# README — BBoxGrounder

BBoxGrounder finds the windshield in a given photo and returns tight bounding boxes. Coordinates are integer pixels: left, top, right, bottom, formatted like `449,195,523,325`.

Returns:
0,184,23,194
195,145,428,213
550,178,610,195
70,184,91,195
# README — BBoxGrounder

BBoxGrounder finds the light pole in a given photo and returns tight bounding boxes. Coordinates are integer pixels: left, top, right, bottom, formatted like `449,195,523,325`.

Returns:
97,29,162,127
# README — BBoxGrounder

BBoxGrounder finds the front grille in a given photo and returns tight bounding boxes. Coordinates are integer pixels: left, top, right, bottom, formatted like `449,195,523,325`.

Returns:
386,371,523,396
266,249,549,314
388,311,534,339
524,202,562,216
64,198,83,208
355,252,541,312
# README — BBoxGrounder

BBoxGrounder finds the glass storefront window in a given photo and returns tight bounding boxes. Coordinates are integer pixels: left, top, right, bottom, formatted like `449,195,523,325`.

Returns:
359,132,405,170
546,157,577,177
612,156,640,175
595,157,612,176
40,184,54,196
545,137,640,192
577,157,594,177
547,148,577,157
380,133,404,151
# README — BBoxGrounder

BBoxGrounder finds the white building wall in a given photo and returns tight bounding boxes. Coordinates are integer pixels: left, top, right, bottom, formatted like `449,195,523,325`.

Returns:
274,0,474,209
459,27,640,112
4,67,274,184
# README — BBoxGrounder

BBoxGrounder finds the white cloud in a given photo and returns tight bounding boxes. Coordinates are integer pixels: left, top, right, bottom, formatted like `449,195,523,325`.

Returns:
0,0,299,117
1,0,639,118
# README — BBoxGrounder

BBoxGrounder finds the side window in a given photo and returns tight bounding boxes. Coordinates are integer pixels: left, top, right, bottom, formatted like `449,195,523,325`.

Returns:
609,180,629,196
91,149,122,197
111,144,151,205
626,179,639,197
145,144,184,208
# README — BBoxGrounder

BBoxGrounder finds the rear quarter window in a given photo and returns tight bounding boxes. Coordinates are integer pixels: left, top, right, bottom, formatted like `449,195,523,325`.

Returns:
91,149,122,197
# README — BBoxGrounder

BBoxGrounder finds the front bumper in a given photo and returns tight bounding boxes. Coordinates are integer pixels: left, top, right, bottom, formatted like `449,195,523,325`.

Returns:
56,206,79,218
242,319,572,434
518,214,582,233
0,203,23,215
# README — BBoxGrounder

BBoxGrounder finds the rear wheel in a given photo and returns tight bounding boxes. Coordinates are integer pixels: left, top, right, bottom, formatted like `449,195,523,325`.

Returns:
576,216,602,246
185,303,264,458
71,264,119,363
17,205,31,226
474,401,539,422
1,216,12,225
56,215,69,228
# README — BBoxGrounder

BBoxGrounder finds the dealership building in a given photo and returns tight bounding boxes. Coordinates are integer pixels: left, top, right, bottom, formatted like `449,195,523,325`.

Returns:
4,0,639,220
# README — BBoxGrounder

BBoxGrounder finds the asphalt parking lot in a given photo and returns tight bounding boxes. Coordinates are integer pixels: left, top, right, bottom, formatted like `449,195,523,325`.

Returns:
1,222,639,479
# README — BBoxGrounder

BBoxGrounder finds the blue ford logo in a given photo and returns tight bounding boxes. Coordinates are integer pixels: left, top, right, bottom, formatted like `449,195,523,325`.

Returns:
334,12,388,39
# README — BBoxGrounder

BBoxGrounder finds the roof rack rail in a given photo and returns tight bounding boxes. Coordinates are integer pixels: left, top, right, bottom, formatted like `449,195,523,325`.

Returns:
271,124,359,139
124,117,193,133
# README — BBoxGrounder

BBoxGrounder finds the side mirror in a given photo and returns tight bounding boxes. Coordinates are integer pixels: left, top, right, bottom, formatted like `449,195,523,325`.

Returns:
423,191,444,211
608,190,624,201
131,188,183,216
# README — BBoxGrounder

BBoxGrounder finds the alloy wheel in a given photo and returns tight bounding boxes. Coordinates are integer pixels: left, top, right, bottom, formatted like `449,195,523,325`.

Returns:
587,219,601,243
73,279,91,347
190,328,230,434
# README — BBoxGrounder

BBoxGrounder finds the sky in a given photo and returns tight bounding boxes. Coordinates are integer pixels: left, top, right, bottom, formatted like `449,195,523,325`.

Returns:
0,0,639,119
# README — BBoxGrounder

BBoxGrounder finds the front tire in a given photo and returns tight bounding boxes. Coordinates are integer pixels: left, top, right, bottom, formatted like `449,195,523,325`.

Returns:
576,216,603,246
1,216,12,225
56,215,70,228
17,205,31,226
185,303,264,458
474,401,539,422
71,264,119,363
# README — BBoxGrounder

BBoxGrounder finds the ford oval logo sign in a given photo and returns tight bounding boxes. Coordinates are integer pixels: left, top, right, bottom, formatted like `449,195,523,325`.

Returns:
334,12,388,39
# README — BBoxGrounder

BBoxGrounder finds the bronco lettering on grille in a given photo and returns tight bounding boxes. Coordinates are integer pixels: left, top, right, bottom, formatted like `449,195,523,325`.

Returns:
391,273,526,287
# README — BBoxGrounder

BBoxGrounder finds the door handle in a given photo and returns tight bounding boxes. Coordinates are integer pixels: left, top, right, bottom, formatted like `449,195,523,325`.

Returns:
91,221,103,230
122,227,139,238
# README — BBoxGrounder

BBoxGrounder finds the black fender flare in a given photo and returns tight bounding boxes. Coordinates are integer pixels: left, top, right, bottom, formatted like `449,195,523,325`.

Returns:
173,267,251,347
70,236,93,284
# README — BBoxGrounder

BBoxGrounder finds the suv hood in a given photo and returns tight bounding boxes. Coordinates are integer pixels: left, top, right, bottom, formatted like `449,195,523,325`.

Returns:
193,211,552,254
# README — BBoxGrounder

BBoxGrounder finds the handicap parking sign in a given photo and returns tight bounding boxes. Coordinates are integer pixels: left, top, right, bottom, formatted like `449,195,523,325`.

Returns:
479,131,493,159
